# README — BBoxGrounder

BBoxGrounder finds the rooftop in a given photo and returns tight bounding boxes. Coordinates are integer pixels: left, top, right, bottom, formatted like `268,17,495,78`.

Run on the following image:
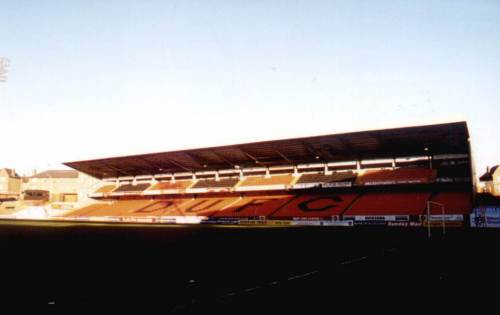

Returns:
65,121,470,179
30,170,79,179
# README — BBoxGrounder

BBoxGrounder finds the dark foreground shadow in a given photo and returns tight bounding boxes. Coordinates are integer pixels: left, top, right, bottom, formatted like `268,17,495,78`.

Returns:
0,221,498,314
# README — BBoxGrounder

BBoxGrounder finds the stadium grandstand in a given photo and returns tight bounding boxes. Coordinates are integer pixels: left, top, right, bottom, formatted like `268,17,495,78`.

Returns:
61,121,474,227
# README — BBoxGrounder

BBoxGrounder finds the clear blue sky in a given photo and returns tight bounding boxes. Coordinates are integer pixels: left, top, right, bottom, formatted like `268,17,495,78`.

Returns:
0,0,499,176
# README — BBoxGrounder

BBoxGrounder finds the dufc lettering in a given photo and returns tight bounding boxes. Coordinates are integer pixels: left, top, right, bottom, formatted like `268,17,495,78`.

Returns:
297,196,342,212
136,201,173,213
186,199,225,213
234,199,270,213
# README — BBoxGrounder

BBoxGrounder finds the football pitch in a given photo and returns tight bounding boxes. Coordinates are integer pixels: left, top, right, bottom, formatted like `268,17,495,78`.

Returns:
0,219,498,314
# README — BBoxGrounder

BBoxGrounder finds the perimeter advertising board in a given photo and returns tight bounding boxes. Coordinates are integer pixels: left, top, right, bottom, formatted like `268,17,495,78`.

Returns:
470,207,500,228
343,215,409,226
291,220,353,226
419,214,464,228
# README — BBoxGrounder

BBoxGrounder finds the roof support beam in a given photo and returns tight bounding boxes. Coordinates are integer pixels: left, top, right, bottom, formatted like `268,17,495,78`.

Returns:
211,151,237,168
239,149,261,165
103,162,133,177
335,138,357,159
139,157,167,174
323,143,349,160
301,141,323,161
183,152,210,169
274,149,294,165
162,157,192,172
317,146,337,161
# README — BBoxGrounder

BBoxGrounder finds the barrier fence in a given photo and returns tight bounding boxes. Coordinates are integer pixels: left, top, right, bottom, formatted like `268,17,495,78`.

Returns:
0,213,470,228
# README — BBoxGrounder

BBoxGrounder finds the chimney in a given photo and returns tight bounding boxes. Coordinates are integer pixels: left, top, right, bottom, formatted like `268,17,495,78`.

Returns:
487,166,490,174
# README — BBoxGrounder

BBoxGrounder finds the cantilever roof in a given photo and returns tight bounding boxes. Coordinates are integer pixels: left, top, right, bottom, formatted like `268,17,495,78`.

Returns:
65,122,470,179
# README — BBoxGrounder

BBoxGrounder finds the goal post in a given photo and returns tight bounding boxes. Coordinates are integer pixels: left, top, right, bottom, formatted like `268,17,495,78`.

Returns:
426,201,446,238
